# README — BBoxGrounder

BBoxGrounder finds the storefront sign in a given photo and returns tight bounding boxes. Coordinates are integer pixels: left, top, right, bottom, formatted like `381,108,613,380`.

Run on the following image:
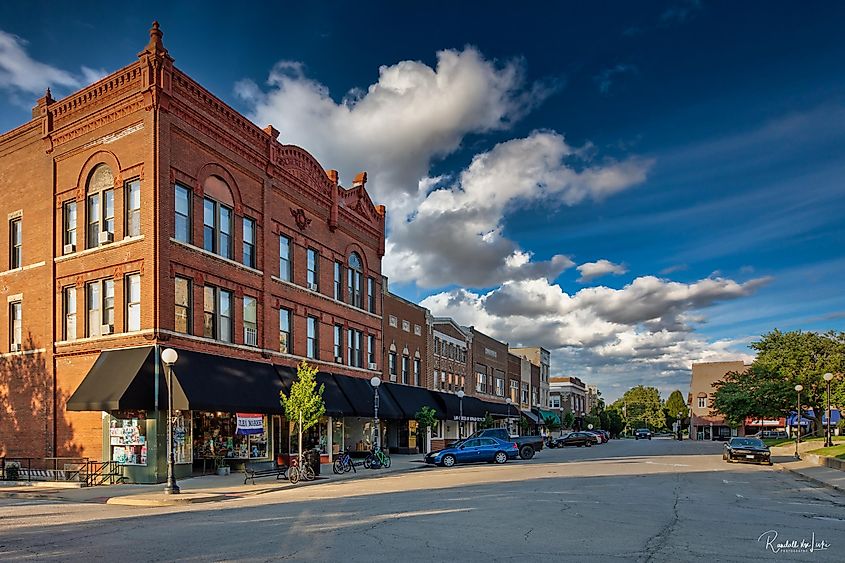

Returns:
452,415,485,422
236,413,264,435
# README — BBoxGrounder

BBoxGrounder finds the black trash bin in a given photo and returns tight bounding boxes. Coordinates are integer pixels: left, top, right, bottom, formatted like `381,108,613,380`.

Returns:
305,448,321,476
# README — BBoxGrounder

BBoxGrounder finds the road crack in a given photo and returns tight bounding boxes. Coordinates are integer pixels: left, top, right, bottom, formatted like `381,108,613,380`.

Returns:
640,472,681,563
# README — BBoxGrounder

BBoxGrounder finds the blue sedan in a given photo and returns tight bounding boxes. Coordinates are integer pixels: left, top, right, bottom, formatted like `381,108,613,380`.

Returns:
425,437,519,467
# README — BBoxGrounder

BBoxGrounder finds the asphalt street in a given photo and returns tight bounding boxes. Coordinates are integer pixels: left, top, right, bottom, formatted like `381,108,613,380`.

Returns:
1,438,843,562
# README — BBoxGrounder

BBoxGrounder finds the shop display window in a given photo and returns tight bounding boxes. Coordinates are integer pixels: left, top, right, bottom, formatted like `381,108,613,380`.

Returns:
110,412,147,465
173,411,193,464
291,416,328,455
193,412,269,460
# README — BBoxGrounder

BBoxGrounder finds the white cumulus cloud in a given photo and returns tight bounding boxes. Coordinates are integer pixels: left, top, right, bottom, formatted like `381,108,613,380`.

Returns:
577,259,629,282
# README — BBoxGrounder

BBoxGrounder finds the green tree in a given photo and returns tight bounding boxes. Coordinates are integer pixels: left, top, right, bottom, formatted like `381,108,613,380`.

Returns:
617,385,666,430
542,412,561,434
665,390,688,421
712,364,791,429
414,406,438,453
478,412,494,430
562,411,575,430
279,360,325,458
751,330,845,435
605,408,624,438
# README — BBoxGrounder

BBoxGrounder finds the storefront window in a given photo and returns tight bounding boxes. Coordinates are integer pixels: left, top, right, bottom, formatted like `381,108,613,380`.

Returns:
292,416,328,455
173,411,192,464
332,418,344,456
109,412,147,465
193,412,269,460
343,418,374,451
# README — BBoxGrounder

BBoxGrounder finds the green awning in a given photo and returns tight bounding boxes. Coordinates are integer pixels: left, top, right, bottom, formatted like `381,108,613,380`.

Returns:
538,409,560,426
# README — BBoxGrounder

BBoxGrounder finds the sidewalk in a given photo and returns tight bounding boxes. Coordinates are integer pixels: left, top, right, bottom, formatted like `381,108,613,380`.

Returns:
771,439,845,494
0,454,429,507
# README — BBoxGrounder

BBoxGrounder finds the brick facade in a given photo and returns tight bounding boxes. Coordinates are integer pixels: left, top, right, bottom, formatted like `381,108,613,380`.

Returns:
0,23,385,461
382,289,428,387
430,318,471,396
469,327,509,404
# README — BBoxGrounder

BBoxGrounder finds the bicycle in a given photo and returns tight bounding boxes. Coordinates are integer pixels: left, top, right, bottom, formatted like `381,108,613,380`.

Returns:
287,455,315,484
332,448,356,474
364,446,391,469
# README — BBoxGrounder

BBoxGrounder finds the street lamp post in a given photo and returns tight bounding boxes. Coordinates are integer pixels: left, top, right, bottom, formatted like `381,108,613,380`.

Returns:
457,389,465,440
506,397,513,435
370,376,381,450
794,384,803,460
823,373,834,448
161,348,180,494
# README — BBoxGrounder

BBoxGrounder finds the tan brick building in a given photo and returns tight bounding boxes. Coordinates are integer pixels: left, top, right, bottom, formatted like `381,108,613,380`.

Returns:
688,360,748,440
0,23,387,481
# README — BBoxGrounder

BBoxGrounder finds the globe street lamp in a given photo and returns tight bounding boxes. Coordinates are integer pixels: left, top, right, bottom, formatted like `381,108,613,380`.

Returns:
370,376,381,451
457,388,465,440
506,397,513,434
823,373,834,448
161,347,180,494
794,384,803,460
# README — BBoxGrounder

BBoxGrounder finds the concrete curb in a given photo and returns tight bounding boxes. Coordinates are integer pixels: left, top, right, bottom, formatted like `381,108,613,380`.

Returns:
106,492,231,507
773,463,845,494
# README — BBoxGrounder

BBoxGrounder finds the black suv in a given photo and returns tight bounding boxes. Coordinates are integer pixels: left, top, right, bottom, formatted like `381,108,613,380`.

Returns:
634,428,652,440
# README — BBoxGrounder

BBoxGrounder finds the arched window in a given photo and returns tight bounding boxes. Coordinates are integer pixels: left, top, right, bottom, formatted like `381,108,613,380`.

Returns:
347,252,363,308
86,164,115,248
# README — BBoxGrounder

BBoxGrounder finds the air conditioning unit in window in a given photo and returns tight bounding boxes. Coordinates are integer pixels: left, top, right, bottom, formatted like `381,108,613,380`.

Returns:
100,325,113,335
10,343,21,352
368,362,378,370
63,243,76,254
307,282,318,291
335,356,343,364
98,231,114,245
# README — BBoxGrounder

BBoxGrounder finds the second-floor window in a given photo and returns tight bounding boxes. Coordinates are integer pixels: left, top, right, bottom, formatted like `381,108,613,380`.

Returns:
698,397,707,409
63,201,77,253
242,217,255,269
125,274,141,332
203,285,232,342
551,395,560,408
174,276,191,334
367,335,376,366
126,179,141,237
174,184,191,243
402,355,409,385
306,316,319,359
9,301,21,350
86,279,114,337
279,308,291,354
307,249,319,291
389,351,397,378
63,286,77,341
334,324,343,361
347,328,362,368
279,235,291,281
9,218,21,269
414,358,421,386
203,198,232,258
243,296,257,346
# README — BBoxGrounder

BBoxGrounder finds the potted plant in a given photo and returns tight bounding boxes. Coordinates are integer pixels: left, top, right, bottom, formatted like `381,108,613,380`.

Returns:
215,456,229,476
5,463,20,481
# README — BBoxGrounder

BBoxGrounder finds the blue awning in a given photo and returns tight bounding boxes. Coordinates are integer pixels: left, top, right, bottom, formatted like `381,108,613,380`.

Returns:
805,408,841,424
786,412,813,427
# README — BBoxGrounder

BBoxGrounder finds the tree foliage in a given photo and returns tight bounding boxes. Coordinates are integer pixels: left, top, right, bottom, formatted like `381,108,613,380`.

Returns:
605,408,625,438
617,385,666,430
665,390,688,421
478,412,494,430
414,406,438,433
713,330,845,434
562,411,575,430
279,360,325,453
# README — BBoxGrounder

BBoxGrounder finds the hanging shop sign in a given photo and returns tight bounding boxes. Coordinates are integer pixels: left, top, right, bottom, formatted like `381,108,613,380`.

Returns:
236,413,265,435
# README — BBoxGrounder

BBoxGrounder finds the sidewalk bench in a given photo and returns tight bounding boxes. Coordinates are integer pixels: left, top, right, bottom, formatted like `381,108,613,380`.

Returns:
243,462,288,485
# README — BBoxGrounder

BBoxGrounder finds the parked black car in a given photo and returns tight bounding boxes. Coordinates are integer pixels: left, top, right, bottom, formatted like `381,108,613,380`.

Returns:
723,437,772,465
634,428,652,440
554,432,594,447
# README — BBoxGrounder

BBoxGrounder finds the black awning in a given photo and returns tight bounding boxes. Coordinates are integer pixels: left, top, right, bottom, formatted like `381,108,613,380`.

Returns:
166,348,286,414
382,383,441,420
333,374,404,419
521,409,541,425
67,346,160,411
479,399,513,417
275,366,354,418
317,372,354,418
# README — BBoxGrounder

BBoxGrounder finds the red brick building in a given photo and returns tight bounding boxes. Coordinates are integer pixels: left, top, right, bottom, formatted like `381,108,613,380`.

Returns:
382,288,428,387
0,23,386,481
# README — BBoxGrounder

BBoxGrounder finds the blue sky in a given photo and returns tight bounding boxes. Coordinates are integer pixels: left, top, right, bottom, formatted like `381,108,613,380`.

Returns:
2,1,843,400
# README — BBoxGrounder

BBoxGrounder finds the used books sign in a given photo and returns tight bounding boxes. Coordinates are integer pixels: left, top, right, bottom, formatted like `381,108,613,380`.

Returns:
236,413,264,435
